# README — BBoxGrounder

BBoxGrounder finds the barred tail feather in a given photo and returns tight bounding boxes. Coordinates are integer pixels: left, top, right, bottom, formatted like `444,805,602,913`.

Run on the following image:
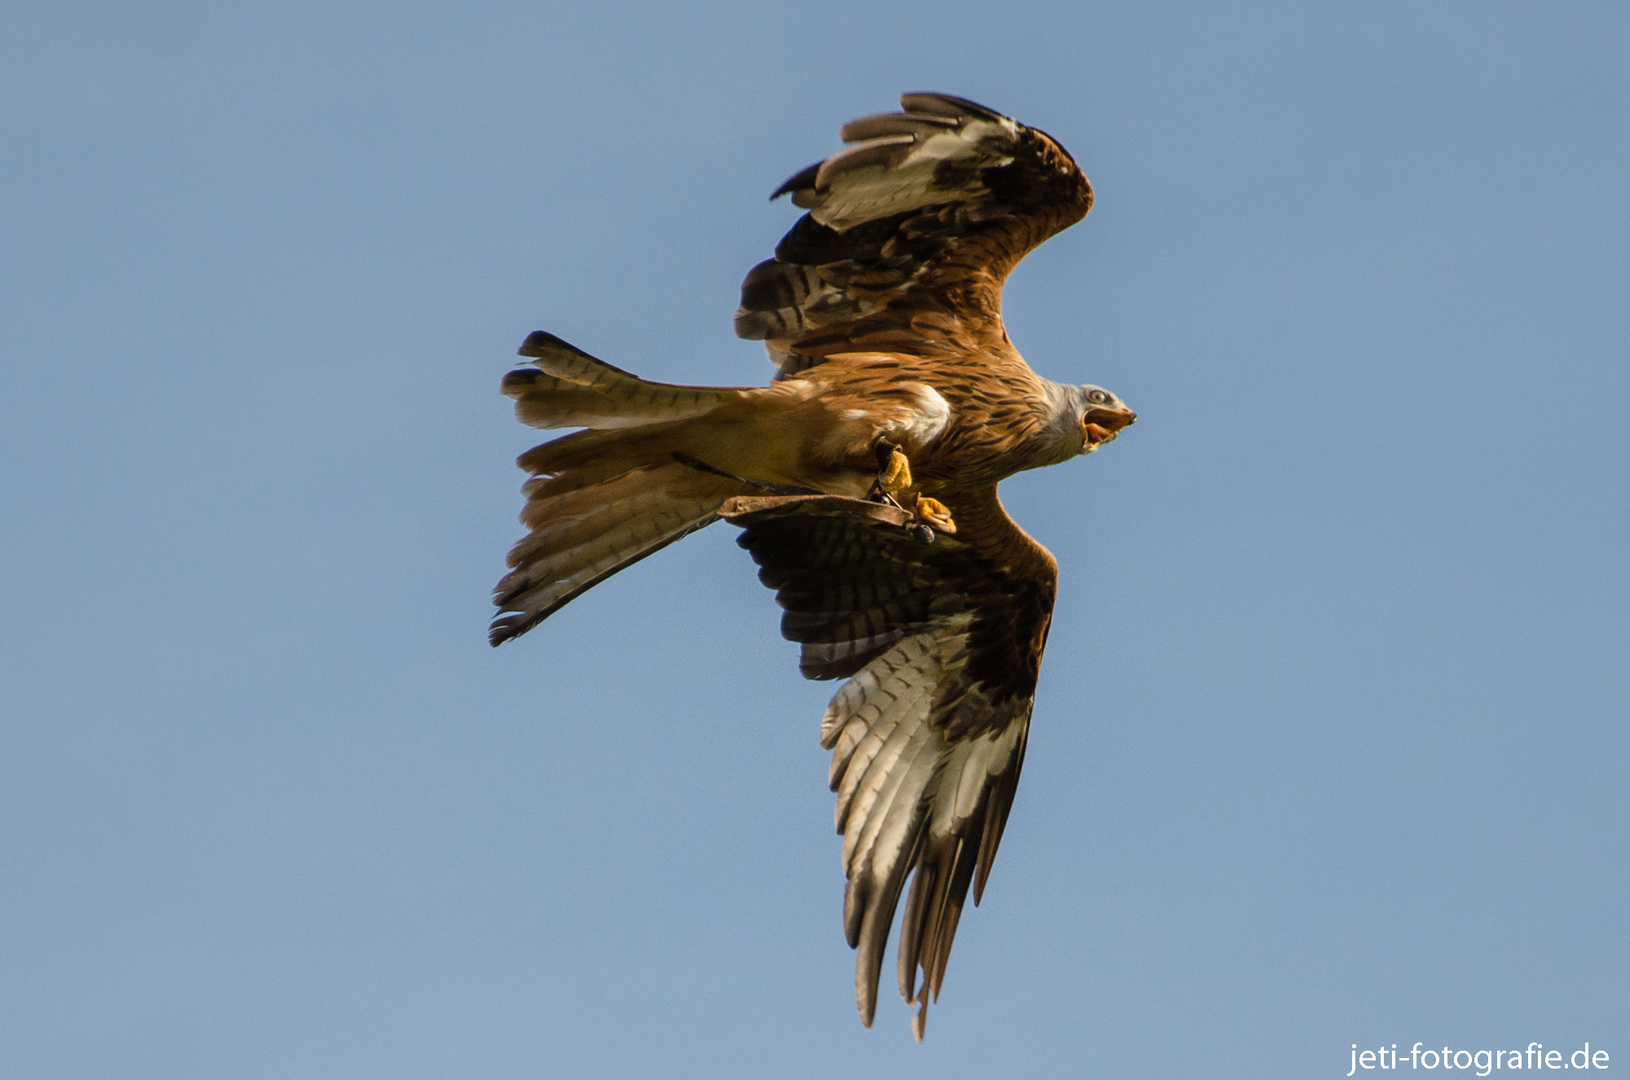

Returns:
491,461,736,644
504,331,746,430
491,331,754,645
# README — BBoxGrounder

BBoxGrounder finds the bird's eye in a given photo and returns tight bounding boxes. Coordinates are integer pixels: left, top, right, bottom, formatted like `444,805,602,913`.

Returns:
1087,390,1109,405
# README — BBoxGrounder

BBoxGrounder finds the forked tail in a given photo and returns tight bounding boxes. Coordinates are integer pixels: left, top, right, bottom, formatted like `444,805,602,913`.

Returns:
489,332,755,645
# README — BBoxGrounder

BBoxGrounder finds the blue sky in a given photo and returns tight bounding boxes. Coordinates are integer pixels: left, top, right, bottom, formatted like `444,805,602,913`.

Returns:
2,2,1626,1077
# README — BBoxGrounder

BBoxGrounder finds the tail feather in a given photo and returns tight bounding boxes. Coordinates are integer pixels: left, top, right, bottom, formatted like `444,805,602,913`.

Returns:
492,464,733,644
509,470,695,562
516,424,673,483
492,332,777,644
505,331,746,430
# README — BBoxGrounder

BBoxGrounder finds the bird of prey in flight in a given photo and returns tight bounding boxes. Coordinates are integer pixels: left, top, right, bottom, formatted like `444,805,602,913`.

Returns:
490,93,1136,1038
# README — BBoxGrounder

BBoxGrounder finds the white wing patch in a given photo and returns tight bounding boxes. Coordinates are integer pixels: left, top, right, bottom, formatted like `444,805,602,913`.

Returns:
818,616,1029,1036
800,118,1019,232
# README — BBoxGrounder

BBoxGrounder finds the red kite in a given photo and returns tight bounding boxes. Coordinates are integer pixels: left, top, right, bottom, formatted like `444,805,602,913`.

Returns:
492,93,1135,1038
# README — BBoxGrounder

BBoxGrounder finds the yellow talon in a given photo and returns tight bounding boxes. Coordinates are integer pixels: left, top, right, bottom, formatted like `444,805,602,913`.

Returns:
880,446,913,493
914,496,956,534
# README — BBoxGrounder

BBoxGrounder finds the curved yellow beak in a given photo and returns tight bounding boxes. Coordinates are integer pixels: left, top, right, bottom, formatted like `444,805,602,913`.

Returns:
1083,407,1137,445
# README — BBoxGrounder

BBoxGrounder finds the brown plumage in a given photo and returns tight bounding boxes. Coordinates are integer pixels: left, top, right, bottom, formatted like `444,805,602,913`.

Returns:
491,93,1136,1037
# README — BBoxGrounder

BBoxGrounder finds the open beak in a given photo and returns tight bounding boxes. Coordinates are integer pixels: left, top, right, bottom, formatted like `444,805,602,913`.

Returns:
1083,407,1137,446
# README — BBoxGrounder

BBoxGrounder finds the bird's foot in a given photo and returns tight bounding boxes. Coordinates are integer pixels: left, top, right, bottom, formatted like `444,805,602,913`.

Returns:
893,491,955,537
869,442,952,535
911,495,956,534
870,438,913,501
877,441,913,494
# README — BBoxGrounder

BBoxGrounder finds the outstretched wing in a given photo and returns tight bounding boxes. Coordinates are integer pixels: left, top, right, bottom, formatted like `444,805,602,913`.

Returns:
722,489,1057,1039
734,93,1093,376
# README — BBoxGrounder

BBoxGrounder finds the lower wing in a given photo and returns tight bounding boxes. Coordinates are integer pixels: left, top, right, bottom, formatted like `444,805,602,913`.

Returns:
723,489,1058,1038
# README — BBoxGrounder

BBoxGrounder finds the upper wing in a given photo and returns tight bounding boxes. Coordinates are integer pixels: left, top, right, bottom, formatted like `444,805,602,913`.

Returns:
733,93,1093,376
722,488,1058,1039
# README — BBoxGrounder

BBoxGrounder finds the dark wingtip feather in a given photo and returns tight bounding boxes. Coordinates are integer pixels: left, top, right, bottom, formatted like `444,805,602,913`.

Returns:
898,92,1005,121
771,162,821,200
488,613,527,647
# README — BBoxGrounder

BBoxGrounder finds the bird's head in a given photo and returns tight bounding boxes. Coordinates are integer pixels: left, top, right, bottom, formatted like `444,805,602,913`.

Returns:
1041,382,1136,463
1076,384,1136,453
